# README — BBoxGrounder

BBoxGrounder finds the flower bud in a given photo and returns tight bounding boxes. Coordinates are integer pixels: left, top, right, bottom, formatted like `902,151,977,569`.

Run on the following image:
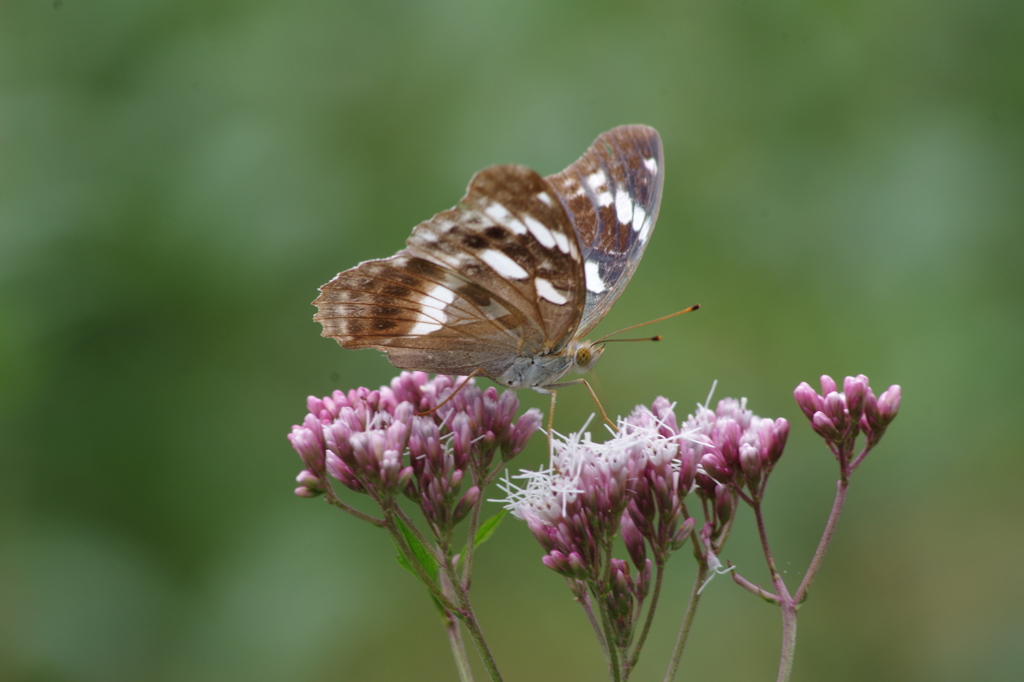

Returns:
823,391,848,431
295,469,320,489
620,511,647,570
306,396,327,420
325,452,364,492
739,442,762,491
636,558,652,601
844,375,868,424
506,408,542,459
542,550,573,577
793,382,823,420
288,418,327,475
670,517,696,551
714,484,734,522
453,486,480,525
700,450,731,482
820,375,838,396
811,411,839,440
878,385,901,425
768,418,789,464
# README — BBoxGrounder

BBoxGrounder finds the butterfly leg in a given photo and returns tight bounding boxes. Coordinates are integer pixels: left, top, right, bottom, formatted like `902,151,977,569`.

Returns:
537,378,616,432
581,379,616,432
548,390,557,459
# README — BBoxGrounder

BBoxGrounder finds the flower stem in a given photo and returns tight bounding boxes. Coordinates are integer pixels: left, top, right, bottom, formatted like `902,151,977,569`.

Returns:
628,560,664,670
445,610,475,682
438,545,503,682
457,601,503,682
575,587,611,667
595,580,623,682
323,487,386,527
776,601,798,682
730,570,780,603
795,477,850,603
459,486,484,588
662,562,707,682
751,500,801,682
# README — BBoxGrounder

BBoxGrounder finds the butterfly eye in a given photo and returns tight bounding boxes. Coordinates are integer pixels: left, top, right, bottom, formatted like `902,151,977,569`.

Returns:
575,346,591,367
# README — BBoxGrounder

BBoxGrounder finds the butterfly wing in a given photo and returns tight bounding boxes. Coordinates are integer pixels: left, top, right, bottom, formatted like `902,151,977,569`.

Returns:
314,164,586,380
545,125,664,336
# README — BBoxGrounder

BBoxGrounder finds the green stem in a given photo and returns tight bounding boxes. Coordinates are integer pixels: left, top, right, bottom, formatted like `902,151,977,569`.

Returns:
596,588,622,682
662,562,707,682
457,597,503,682
459,475,485,587
438,543,503,682
628,560,664,670
445,610,474,682
575,587,610,668
383,515,458,612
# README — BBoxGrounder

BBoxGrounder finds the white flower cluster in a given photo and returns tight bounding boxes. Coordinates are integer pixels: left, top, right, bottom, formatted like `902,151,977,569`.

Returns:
496,408,687,524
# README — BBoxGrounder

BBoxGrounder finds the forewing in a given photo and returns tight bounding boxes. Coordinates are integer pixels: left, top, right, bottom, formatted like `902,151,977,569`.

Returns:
545,125,664,335
313,164,585,378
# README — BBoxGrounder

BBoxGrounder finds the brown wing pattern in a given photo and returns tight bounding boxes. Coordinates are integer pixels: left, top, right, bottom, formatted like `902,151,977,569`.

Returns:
313,164,585,379
545,125,664,336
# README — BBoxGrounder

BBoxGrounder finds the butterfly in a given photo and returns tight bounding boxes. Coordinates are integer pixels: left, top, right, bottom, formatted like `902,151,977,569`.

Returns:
313,125,664,392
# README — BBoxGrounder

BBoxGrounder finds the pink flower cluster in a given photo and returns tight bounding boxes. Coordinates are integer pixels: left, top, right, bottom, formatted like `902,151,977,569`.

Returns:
500,392,793,590
497,401,698,636
793,374,901,471
687,396,790,504
288,372,542,524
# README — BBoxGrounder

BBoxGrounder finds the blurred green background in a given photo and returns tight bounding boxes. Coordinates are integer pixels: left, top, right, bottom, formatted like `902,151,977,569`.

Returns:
2,0,1022,680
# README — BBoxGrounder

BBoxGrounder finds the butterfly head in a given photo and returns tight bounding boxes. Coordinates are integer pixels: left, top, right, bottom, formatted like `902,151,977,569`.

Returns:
570,340,605,375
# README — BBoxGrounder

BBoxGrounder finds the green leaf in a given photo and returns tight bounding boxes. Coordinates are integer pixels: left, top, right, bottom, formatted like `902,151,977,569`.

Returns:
473,509,507,548
457,509,508,572
392,517,439,585
392,529,452,623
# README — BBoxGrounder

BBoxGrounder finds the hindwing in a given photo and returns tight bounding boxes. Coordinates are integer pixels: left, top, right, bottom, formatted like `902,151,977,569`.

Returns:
545,125,664,335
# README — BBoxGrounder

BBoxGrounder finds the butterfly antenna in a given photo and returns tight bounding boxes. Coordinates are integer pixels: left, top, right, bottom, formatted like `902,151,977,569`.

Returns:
416,370,481,417
593,304,700,344
601,335,663,343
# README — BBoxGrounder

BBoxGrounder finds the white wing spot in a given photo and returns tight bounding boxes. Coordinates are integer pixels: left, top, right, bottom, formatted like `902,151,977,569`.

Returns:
523,215,557,249
597,191,613,207
485,203,527,235
409,282,454,334
409,320,442,335
552,230,571,254
586,170,607,190
536,191,554,207
631,204,647,233
418,289,454,314
615,189,633,225
480,249,528,279
638,216,653,243
585,261,606,293
485,203,510,222
535,278,568,305
644,157,658,174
